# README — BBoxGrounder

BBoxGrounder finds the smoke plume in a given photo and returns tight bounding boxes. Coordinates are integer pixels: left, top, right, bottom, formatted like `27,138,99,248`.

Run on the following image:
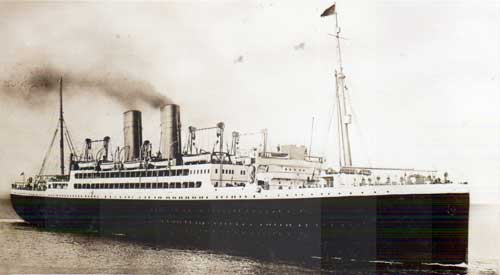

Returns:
1,64,172,108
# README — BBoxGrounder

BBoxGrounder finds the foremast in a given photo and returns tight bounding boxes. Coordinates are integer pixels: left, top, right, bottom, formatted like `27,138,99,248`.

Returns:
59,77,65,175
322,3,353,167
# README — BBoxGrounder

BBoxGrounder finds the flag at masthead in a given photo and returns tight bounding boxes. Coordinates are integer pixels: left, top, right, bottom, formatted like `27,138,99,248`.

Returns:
320,3,336,17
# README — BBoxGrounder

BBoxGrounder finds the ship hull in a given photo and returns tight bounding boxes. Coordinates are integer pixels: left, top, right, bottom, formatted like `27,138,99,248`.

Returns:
11,193,469,264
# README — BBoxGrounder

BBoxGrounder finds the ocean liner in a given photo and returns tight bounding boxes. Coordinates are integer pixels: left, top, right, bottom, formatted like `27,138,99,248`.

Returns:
11,4,469,264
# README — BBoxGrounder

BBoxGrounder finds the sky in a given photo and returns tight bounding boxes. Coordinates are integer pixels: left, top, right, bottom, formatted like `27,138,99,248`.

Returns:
0,0,498,203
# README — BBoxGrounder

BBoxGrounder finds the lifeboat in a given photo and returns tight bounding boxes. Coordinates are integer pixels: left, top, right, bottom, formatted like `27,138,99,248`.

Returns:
99,162,115,171
123,160,142,170
77,161,97,169
182,153,211,164
150,159,173,168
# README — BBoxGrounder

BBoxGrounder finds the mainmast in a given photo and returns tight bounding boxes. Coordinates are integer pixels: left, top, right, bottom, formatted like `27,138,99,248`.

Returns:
59,77,65,175
321,3,353,167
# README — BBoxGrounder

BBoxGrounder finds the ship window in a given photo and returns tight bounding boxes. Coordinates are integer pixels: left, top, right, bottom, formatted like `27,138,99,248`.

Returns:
153,171,158,177
119,183,124,189
91,183,95,188
189,182,194,188
125,183,130,189
147,171,152,177
169,182,175,188
183,169,189,176
99,183,104,189
153,183,157,189
159,171,165,177
176,182,181,188
140,183,145,188
104,183,109,189
215,169,218,174
94,173,99,178
146,183,151,188
141,171,146,177
196,181,201,188
182,182,188,188
163,183,168,189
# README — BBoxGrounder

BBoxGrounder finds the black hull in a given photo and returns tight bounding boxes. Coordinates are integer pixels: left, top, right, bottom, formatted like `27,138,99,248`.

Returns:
11,193,469,264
